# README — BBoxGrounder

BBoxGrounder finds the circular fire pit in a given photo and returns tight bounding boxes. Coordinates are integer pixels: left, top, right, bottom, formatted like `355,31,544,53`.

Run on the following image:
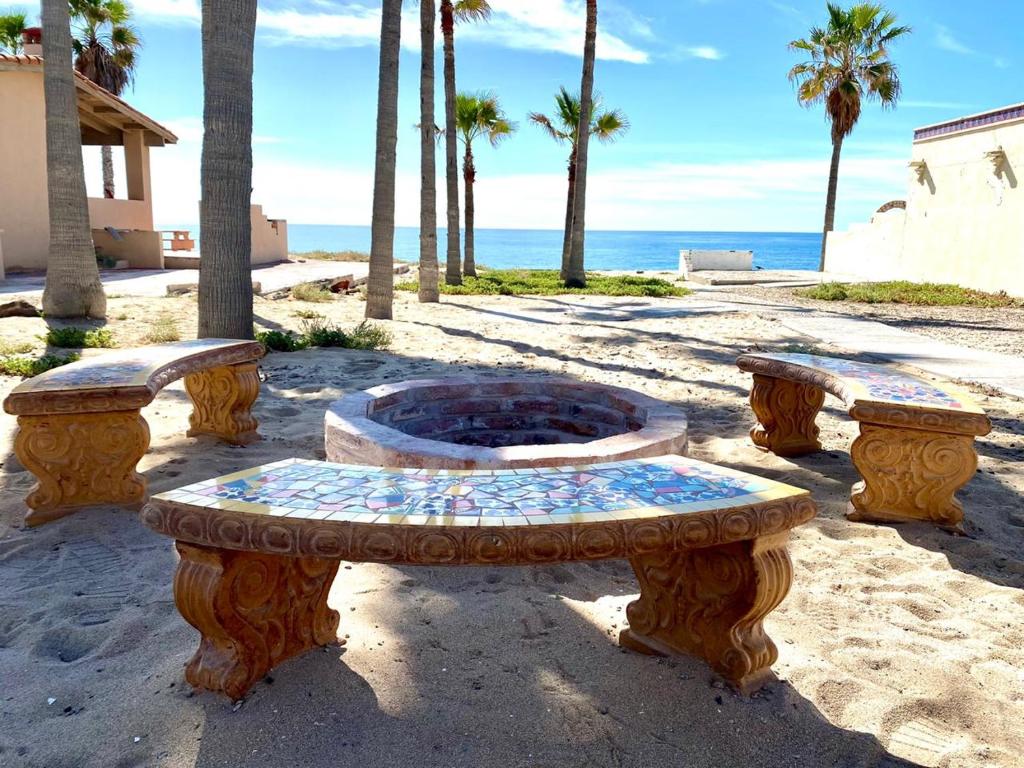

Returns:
325,376,688,470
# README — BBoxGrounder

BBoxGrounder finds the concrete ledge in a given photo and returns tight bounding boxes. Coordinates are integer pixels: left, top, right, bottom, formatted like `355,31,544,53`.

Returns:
679,249,753,278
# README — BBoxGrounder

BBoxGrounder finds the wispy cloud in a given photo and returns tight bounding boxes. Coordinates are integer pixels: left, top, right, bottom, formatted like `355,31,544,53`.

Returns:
124,0,651,63
900,100,973,111
680,45,725,60
934,24,1009,68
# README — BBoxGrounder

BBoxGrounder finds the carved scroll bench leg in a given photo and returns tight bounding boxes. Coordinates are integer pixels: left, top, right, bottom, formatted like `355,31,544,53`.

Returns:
619,532,793,694
173,542,341,700
848,422,977,531
14,410,150,527
749,374,825,457
185,362,261,446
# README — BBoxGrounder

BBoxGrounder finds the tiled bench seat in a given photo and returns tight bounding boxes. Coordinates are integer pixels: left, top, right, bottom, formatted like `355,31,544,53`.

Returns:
736,352,991,530
3,339,264,526
141,455,816,699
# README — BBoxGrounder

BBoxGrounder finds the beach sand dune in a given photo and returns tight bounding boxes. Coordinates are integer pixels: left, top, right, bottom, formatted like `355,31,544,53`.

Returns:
1,292,1021,768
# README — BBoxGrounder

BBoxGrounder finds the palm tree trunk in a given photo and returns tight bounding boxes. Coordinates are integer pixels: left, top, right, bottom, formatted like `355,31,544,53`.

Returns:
463,143,476,277
365,0,402,320
197,0,257,339
41,0,106,319
566,0,597,289
819,135,843,271
441,0,461,286
560,147,576,281
101,145,115,198
418,0,439,303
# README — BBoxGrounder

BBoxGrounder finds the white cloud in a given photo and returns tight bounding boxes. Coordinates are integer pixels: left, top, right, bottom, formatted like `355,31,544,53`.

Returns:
900,100,972,111
680,46,724,61
124,0,650,63
934,25,1008,68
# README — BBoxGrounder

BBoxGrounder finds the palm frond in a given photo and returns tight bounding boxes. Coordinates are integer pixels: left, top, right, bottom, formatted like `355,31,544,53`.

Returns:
453,0,490,23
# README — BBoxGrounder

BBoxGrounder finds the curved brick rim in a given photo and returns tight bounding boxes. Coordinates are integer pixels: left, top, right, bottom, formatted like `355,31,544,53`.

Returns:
325,376,689,470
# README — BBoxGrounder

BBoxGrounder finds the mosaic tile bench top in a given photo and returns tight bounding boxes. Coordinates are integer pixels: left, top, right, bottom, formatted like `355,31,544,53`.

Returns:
154,456,808,528
5,339,263,414
741,353,983,413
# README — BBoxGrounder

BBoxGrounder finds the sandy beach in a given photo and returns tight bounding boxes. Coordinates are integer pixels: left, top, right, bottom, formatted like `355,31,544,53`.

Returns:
1,288,1022,768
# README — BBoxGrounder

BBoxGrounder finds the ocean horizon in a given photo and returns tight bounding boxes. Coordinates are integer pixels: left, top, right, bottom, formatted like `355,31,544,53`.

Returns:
159,224,823,272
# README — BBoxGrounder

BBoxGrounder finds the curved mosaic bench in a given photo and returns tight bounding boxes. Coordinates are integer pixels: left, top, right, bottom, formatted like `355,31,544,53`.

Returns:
141,455,816,699
736,352,991,530
3,339,264,526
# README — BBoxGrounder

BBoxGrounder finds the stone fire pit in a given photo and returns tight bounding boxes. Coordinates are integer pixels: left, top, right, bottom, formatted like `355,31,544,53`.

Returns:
325,376,688,470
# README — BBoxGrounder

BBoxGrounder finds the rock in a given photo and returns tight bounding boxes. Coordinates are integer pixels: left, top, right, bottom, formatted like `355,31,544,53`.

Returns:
0,300,41,318
329,276,354,293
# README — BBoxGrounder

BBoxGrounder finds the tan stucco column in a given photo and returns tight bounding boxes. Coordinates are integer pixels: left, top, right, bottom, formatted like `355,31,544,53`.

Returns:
123,130,153,229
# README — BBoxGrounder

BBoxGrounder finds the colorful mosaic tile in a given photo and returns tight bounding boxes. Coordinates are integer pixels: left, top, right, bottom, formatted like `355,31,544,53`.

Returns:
759,353,977,411
156,456,805,526
15,339,253,392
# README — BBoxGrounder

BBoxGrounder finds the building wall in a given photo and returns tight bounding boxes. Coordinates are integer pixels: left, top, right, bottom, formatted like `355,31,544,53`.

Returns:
0,70,49,271
825,113,1024,297
88,198,154,231
251,205,288,265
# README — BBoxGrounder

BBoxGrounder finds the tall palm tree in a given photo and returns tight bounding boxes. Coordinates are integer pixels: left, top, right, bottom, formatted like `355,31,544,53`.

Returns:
365,0,402,320
455,91,513,277
40,0,106,318
789,2,909,270
197,0,257,339
71,0,140,199
0,12,27,52
418,0,439,303
565,0,597,289
529,87,627,281
440,0,490,286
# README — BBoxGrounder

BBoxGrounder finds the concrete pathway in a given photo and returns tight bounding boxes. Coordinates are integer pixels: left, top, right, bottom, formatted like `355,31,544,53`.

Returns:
697,288,1024,400
0,259,405,299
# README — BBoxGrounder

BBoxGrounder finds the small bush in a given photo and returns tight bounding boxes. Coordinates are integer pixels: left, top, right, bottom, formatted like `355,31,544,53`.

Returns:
301,317,392,350
145,313,180,343
291,282,334,303
0,353,80,378
255,329,309,352
45,327,116,348
396,269,689,298
797,281,1023,308
292,309,324,319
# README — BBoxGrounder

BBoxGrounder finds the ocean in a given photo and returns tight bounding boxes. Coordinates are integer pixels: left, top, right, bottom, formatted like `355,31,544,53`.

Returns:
159,224,822,272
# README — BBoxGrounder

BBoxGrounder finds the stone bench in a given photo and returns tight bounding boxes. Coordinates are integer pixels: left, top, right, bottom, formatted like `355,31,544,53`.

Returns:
140,455,816,700
736,352,991,530
4,339,264,526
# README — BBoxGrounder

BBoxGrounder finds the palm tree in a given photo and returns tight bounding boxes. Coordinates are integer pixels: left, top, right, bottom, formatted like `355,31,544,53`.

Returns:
197,0,257,339
40,0,106,317
0,12,26,52
418,0,439,303
455,91,513,277
788,2,910,270
565,0,597,289
71,0,140,199
440,0,490,286
529,87,627,281
365,0,402,320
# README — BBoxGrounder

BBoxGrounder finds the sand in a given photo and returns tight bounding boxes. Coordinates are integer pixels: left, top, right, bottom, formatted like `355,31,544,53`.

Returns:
1,289,1022,768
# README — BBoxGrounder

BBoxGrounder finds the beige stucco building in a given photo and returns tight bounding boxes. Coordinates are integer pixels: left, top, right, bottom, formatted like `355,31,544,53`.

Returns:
825,103,1024,297
0,50,289,276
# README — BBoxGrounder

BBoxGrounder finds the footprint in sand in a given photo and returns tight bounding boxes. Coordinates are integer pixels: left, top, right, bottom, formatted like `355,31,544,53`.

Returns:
32,625,104,663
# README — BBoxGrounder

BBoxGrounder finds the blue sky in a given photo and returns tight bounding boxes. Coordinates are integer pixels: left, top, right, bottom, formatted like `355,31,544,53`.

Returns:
29,0,1024,231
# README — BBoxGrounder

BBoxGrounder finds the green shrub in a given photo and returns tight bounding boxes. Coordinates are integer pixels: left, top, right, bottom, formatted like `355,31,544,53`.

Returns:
0,340,35,356
145,313,180,343
301,317,392,350
255,329,309,352
797,281,1023,308
0,353,80,378
396,269,689,298
291,282,334,303
45,327,116,348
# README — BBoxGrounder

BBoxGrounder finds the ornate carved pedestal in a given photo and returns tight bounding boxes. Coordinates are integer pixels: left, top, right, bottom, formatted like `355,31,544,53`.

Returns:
185,363,262,445
749,374,825,457
173,542,341,701
848,423,977,530
620,533,792,694
14,411,150,526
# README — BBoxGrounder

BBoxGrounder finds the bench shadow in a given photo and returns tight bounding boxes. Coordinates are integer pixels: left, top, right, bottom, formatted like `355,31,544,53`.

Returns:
188,563,926,768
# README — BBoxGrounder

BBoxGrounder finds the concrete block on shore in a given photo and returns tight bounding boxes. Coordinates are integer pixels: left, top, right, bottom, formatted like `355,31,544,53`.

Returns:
679,249,753,278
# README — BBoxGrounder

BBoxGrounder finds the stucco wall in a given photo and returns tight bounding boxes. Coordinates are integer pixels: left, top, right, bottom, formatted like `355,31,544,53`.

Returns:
0,70,49,271
678,249,752,276
88,198,153,231
92,228,163,269
251,205,288,265
825,114,1024,297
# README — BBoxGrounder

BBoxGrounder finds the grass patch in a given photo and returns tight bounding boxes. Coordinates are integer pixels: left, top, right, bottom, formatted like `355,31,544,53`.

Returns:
291,282,335,303
0,353,81,378
396,269,690,298
255,317,391,353
0,340,35,356
797,281,1023,308
294,249,371,262
45,327,116,348
292,309,324,319
145,313,181,343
